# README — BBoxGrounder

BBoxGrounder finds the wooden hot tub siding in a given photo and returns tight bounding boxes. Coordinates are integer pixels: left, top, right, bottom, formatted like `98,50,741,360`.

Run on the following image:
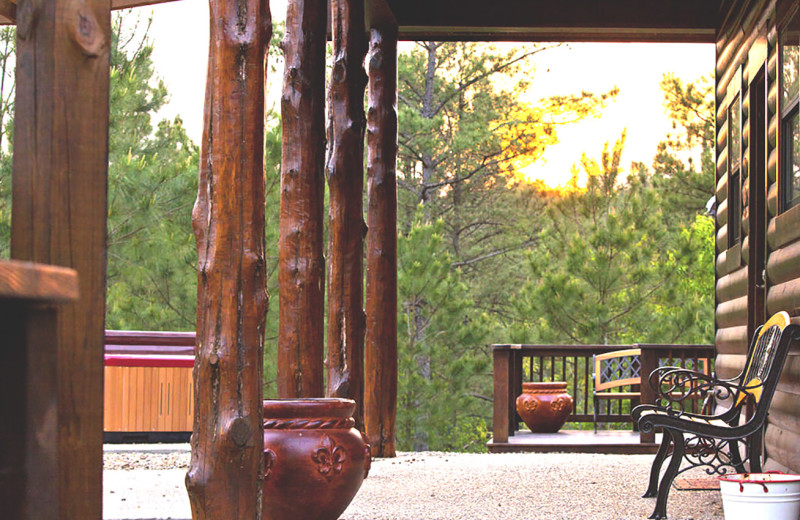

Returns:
103,331,195,438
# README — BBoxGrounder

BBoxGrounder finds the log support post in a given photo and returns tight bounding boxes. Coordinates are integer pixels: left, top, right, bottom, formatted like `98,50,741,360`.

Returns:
11,0,111,516
278,0,328,398
326,0,368,427
364,16,398,457
185,0,270,516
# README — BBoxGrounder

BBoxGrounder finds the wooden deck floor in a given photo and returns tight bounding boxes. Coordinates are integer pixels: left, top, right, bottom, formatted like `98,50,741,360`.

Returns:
487,430,662,454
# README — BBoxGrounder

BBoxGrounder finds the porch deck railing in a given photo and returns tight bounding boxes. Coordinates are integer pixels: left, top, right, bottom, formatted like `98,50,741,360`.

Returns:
492,343,716,444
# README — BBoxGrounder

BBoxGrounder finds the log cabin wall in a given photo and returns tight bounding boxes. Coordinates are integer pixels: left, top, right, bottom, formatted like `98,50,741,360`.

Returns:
765,0,800,472
716,0,800,472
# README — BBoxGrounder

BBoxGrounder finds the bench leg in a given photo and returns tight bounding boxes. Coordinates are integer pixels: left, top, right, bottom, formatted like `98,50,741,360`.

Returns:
728,439,745,473
593,395,598,434
649,430,684,520
643,432,671,498
747,429,764,473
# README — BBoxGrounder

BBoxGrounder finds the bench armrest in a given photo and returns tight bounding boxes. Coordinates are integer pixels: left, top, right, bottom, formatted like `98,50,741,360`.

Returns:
648,367,753,413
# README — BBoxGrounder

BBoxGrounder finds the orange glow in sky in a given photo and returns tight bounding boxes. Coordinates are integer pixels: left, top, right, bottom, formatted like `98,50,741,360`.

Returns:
144,0,715,191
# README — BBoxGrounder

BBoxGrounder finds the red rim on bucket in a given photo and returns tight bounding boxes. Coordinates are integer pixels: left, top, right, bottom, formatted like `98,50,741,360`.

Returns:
719,472,800,493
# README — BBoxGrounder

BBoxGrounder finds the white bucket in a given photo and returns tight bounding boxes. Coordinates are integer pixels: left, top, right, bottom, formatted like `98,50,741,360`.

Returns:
719,473,800,520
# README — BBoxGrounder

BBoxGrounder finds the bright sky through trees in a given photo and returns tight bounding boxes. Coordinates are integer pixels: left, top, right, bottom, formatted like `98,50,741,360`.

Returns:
145,0,714,190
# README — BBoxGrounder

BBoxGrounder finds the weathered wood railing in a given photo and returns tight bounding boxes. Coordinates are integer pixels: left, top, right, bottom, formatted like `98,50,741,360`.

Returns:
492,343,716,444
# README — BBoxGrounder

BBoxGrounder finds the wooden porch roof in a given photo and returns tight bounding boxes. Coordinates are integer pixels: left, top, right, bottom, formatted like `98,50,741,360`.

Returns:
383,0,722,42
0,0,725,42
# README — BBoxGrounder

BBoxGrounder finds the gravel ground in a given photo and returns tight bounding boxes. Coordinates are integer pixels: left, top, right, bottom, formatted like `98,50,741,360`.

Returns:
103,447,725,520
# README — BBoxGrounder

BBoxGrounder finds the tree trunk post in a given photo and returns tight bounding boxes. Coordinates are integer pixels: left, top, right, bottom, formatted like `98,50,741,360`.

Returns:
11,0,111,515
326,0,368,427
278,0,328,398
185,0,270,516
364,19,398,458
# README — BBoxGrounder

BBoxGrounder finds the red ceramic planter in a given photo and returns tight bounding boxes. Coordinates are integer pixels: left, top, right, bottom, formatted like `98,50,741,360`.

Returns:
262,398,370,520
516,382,574,433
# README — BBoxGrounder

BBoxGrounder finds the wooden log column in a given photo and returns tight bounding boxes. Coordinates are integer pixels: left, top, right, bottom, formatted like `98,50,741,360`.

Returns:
185,0,270,517
279,0,328,397
11,0,110,516
326,0,368,426
364,18,398,457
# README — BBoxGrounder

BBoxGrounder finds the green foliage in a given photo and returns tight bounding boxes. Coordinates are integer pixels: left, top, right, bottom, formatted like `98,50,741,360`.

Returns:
263,117,281,397
0,27,15,257
646,214,715,343
396,42,616,325
652,73,716,222
105,15,199,330
512,133,677,344
397,209,492,452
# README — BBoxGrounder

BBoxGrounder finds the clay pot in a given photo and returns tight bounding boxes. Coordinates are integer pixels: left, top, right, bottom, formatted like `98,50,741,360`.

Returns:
516,382,573,433
262,398,370,520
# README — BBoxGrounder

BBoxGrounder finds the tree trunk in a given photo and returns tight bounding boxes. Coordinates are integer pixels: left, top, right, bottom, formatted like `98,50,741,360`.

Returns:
185,0,270,517
278,0,328,398
364,20,398,458
326,0,369,427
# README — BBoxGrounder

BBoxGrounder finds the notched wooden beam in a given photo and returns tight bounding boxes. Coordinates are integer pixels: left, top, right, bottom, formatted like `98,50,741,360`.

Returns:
0,0,14,24
0,260,79,302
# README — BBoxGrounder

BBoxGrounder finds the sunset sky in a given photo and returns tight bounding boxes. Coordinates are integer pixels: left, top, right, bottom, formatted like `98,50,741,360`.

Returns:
143,0,715,189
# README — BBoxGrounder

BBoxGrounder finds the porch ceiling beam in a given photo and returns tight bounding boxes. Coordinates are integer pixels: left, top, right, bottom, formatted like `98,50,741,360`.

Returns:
111,0,182,10
0,0,13,24
0,0,181,25
385,0,720,43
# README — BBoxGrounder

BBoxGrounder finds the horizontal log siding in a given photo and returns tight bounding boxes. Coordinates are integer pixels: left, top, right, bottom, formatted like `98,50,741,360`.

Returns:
771,388,800,433
715,0,765,450
717,197,729,227
768,205,800,249
777,353,800,394
715,325,749,354
717,169,728,200
714,352,748,380
767,279,800,315
715,295,748,328
767,239,800,283
765,425,800,472
717,268,749,301
759,0,800,473
768,182,779,216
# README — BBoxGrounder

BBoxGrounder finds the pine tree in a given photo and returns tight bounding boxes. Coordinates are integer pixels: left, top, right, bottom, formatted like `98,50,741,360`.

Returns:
104,15,200,330
652,73,715,222
512,133,675,344
397,208,492,451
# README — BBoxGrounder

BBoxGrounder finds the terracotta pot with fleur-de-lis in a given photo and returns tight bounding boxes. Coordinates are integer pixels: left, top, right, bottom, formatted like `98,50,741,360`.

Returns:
516,382,574,433
262,399,370,520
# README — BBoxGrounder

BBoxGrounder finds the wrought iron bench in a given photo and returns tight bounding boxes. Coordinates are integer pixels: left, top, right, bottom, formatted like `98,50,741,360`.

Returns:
632,311,800,520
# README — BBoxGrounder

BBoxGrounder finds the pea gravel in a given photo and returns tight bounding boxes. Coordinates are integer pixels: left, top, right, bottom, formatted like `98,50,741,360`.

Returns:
103,446,725,520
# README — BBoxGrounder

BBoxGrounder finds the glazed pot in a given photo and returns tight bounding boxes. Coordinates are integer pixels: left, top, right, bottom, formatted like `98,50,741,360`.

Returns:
262,398,370,520
516,382,573,433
